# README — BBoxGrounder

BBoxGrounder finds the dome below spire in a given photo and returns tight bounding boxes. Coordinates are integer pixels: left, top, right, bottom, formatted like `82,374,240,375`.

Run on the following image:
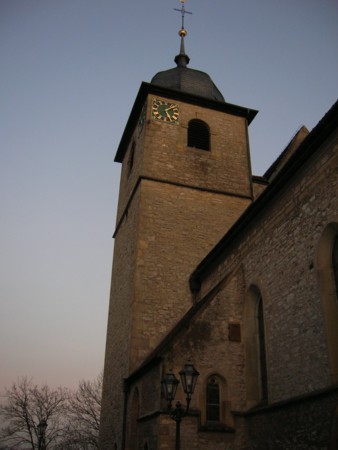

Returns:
150,65,225,103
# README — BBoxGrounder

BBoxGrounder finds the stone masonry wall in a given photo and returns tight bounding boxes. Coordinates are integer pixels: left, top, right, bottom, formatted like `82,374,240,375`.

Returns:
100,187,141,450
101,92,256,449
130,180,250,369
175,129,338,448
150,128,338,449
143,95,253,198
116,92,256,372
201,130,338,402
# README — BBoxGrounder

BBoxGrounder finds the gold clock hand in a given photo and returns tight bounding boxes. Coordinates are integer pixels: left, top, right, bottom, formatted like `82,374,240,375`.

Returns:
165,105,176,113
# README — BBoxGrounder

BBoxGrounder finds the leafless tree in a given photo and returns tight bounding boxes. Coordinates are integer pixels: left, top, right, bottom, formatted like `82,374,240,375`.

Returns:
61,373,102,449
0,377,68,449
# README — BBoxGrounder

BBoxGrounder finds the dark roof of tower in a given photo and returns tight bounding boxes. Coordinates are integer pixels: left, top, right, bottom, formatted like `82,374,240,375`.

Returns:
151,31,225,102
151,66,225,102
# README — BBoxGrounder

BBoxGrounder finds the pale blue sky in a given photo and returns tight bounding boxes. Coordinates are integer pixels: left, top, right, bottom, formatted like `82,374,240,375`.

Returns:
1,0,337,391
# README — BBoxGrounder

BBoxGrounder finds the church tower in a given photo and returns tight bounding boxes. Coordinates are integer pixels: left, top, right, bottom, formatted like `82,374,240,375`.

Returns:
100,3,257,448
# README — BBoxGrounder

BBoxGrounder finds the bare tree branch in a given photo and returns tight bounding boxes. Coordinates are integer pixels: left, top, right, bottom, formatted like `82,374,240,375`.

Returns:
0,374,102,449
0,377,68,449
65,373,102,449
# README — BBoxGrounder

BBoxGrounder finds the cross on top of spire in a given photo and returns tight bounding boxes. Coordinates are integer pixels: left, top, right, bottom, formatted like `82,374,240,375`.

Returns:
174,0,192,32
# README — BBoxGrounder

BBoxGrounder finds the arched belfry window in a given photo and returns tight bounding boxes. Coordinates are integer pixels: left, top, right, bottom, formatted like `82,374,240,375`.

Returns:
188,119,210,151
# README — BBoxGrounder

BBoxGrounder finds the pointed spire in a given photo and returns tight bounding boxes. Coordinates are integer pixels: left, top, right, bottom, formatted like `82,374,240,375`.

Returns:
175,29,190,67
174,0,192,68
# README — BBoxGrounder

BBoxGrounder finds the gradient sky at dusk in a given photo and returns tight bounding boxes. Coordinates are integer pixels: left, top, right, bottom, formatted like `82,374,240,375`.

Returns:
1,0,338,392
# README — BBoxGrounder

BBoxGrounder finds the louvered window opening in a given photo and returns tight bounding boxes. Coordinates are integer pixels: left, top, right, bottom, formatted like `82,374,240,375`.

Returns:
188,119,210,151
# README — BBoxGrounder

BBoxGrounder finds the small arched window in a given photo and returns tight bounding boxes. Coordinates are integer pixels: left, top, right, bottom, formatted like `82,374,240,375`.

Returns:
206,376,220,421
202,374,234,430
188,119,210,151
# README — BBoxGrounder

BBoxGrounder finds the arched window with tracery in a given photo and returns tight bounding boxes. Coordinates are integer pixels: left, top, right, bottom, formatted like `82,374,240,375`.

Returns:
244,285,268,408
317,223,338,384
188,119,210,151
201,374,234,430
257,295,268,402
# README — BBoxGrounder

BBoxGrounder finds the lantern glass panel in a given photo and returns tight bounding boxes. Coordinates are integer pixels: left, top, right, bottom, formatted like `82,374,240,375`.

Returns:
161,371,179,402
179,363,199,396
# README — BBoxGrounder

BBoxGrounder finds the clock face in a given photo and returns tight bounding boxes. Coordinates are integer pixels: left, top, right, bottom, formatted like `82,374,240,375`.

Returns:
152,99,179,124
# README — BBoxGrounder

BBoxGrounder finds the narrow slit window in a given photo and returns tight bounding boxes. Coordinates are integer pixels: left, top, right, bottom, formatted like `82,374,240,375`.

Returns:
188,119,210,151
128,141,135,175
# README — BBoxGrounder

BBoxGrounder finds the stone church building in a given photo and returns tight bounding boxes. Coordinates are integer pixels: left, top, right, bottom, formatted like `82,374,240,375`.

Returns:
99,18,338,450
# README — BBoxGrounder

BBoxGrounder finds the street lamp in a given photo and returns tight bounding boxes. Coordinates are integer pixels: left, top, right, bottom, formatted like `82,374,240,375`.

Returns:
37,419,47,450
161,363,199,450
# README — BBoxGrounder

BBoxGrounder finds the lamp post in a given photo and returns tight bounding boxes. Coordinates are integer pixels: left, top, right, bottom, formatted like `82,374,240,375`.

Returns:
161,363,199,450
37,419,47,450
